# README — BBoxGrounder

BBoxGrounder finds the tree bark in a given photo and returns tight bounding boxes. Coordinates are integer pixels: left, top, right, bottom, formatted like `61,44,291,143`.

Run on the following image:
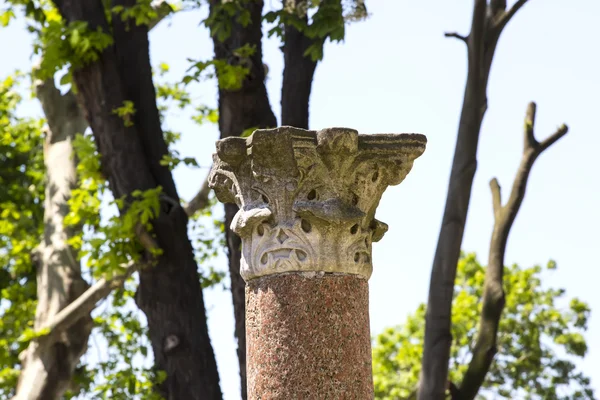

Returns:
455,103,567,400
12,79,92,400
419,1,530,399
12,5,178,399
51,1,222,398
209,1,277,397
280,12,318,129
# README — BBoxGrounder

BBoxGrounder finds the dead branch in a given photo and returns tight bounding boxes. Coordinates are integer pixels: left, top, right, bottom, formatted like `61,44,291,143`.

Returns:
455,102,568,400
419,2,533,398
444,32,468,44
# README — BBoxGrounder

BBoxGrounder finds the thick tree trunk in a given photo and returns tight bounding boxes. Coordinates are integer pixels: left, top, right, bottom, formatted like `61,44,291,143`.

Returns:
12,7,175,399
51,1,222,398
13,81,92,400
210,1,276,397
419,1,530,399
280,21,318,129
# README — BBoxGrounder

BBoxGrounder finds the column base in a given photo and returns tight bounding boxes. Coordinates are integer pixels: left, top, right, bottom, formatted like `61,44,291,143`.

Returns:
246,272,374,399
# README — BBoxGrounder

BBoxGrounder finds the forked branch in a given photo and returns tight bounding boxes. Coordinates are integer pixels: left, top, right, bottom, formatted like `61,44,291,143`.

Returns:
418,2,532,398
495,0,530,32
456,102,568,400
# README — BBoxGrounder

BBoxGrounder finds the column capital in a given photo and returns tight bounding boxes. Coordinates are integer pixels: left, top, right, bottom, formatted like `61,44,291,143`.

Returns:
208,127,426,281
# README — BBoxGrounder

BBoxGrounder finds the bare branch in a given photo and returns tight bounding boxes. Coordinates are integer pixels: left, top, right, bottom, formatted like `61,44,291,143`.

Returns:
39,261,141,346
184,174,211,216
495,0,530,32
135,225,160,253
468,0,488,63
444,32,468,44
539,124,568,152
489,178,502,218
457,103,568,400
524,101,537,148
490,0,507,16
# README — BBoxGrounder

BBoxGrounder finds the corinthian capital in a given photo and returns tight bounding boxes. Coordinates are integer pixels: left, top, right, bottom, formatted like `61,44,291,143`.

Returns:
208,127,426,281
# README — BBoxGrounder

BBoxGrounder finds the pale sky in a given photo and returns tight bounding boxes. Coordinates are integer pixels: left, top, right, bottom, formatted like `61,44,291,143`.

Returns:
1,1,599,399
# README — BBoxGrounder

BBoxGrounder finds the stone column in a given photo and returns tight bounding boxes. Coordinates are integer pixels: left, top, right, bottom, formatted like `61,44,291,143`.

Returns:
209,127,426,399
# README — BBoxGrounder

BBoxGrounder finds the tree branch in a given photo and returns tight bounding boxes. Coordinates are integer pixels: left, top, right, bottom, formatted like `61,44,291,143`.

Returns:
490,0,507,16
148,0,175,30
38,261,140,346
184,174,211,216
495,0,530,32
489,178,502,219
419,2,534,397
468,0,488,66
456,103,568,400
539,124,568,152
444,32,468,44
38,223,158,346
524,101,537,148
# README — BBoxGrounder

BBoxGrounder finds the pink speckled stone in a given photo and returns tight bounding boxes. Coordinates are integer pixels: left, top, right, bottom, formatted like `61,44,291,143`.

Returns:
246,272,374,399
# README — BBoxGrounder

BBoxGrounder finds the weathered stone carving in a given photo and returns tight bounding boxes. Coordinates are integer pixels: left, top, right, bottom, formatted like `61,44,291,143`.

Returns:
208,127,426,281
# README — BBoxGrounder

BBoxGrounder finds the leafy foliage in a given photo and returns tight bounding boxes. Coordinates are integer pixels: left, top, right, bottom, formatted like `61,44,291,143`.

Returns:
112,0,158,27
0,73,45,398
0,0,370,396
263,0,368,61
0,61,225,397
372,253,595,400
112,101,137,128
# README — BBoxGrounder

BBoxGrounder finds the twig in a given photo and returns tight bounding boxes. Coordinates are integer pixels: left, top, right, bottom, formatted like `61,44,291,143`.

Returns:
456,102,568,400
444,32,468,44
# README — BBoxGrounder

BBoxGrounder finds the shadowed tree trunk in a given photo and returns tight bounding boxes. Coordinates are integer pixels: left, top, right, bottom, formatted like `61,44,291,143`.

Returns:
209,2,276,397
209,1,327,395
280,13,318,128
11,5,176,398
50,1,222,398
419,1,531,399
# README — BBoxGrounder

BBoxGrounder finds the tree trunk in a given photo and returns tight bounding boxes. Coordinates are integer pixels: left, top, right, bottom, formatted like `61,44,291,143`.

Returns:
51,1,222,398
419,1,531,399
210,1,277,397
13,80,92,400
12,6,175,398
280,20,318,129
